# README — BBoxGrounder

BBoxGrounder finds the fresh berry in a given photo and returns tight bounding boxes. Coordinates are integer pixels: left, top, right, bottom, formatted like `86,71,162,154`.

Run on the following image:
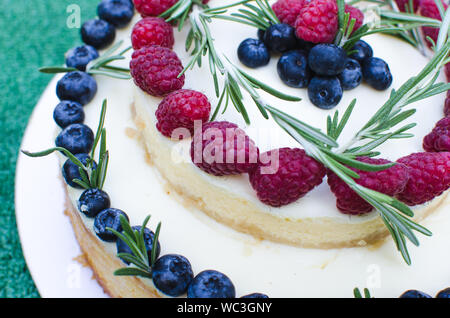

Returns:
249,148,326,207
297,38,316,51
190,121,259,176
399,290,432,298
131,17,174,50
237,38,270,68
62,154,96,189
81,19,116,49
436,288,450,298
97,0,134,28
263,23,298,53
277,50,311,88
56,71,97,106
445,63,450,82
349,40,373,63
308,44,347,76
55,123,95,155
155,89,211,138
53,101,85,128
344,5,364,33
307,76,343,109
116,225,161,263
338,58,362,90
272,0,306,26
294,0,339,44
423,117,450,152
187,270,236,298
133,0,177,17
65,45,99,72
152,254,194,297
396,152,450,206
362,57,393,90
419,0,448,48
395,0,420,12
130,45,185,97
445,91,450,117
78,188,111,218
94,208,129,242
327,157,409,215
241,293,269,298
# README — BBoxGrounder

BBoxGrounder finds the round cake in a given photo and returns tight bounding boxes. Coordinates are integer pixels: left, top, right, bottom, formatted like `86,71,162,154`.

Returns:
24,0,450,298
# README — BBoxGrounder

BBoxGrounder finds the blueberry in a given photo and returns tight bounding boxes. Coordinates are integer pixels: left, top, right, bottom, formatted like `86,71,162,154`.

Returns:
78,188,111,218
257,28,265,41
187,270,236,298
152,254,194,297
65,45,99,71
53,101,85,128
97,0,134,28
62,153,96,188
56,71,97,105
436,288,450,298
362,57,393,90
308,76,343,109
399,290,432,298
55,123,95,155
277,50,311,88
116,225,160,263
349,40,373,64
297,39,315,52
308,44,347,76
241,293,269,298
337,58,362,90
263,23,297,53
81,19,116,49
237,38,270,68
94,208,129,242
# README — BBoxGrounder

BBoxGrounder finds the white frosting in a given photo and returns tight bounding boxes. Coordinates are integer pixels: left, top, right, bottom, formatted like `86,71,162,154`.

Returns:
62,1,450,297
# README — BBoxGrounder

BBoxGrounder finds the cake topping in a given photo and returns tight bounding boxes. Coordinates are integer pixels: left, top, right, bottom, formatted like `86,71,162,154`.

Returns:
56,71,98,106
152,254,194,297
187,270,236,298
277,50,311,88
55,123,95,155
327,157,409,215
131,17,175,50
81,19,117,50
130,45,185,96
155,89,211,138
97,0,135,28
133,0,178,17
423,117,450,152
249,147,326,207
396,152,450,206
65,45,99,72
78,188,111,218
361,57,393,91
272,0,307,27
53,100,85,128
237,38,271,68
94,208,130,242
116,225,161,264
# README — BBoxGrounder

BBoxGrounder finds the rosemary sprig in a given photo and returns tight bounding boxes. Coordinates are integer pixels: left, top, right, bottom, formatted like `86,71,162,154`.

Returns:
39,40,131,80
22,100,110,190
107,215,161,279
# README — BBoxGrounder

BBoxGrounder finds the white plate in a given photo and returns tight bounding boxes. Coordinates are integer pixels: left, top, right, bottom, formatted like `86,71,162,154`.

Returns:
15,76,107,298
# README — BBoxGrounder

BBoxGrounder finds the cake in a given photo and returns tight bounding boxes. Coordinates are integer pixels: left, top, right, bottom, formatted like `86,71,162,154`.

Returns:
23,0,450,298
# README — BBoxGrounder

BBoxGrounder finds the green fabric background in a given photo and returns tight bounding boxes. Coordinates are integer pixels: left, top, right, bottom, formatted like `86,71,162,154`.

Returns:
0,0,99,298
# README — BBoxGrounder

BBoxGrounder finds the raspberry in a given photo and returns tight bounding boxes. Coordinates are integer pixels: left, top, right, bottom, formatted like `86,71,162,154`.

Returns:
423,117,450,152
294,0,339,44
130,45,185,97
419,0,448,48
345,5,364,34
397,152,450,205
445,63,450,82
272,0,306,26
155,89,211,138
249,148,326,207
395,0,420,12
131,17,174,50
327,157,409,215
445,91,450,117
190,121,259,176
133,0,177,17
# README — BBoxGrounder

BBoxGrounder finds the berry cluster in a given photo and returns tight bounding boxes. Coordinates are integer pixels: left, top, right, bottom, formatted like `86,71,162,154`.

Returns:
237,0,393,109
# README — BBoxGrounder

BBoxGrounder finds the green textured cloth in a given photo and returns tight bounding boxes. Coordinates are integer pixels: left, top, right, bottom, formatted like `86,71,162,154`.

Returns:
0,0,98,298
